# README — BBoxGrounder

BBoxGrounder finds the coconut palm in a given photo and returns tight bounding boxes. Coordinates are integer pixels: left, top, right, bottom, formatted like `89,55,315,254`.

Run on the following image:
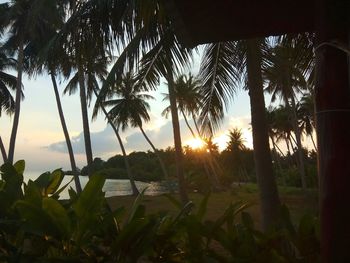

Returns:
51,0,118,177
0,0,63,164
265,107,286,158
136,35,192,203
198,39,281,230
102,72,169,181
227,128,247,152
163,73,203,137
0,47,18,162
297,93,317,151
162,73,223,190
93,0,193,203
19,0,83,193
271,105,297,156
264,43,309,190
225,128,249,183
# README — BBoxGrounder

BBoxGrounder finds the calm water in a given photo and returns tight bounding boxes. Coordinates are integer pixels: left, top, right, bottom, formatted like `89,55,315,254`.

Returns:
25,172,173,199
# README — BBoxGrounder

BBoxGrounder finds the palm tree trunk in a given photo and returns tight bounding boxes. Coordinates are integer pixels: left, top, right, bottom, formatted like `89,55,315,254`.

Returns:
139,125,169,179
92,89,139,195
246,38,280,231
310,131,317,152
165,63,189,204
271,135,285,158
0,136,7,163
192,113,201,137
285,137,293,156
50,73,82,193
114,125,140,196
289,97,307,190
181,109,196,138
8,40,24,164
77,68,94,177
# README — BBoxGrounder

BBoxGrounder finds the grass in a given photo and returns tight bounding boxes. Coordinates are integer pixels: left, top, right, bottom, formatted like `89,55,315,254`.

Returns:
107,183,319,226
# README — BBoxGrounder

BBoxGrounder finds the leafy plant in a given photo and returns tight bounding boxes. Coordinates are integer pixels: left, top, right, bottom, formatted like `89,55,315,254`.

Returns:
0,161,319,262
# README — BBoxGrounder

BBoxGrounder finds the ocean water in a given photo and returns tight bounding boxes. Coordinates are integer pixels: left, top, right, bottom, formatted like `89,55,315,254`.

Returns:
25,172,172,199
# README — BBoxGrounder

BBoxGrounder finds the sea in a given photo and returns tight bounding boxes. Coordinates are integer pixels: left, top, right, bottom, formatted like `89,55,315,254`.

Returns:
25,171,173,199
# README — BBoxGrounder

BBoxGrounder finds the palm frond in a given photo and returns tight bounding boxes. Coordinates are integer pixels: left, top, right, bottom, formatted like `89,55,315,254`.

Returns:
198,41,240,136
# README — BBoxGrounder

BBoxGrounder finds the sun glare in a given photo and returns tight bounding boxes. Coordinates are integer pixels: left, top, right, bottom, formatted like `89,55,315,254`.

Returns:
185,138,205,149
212,134,229,151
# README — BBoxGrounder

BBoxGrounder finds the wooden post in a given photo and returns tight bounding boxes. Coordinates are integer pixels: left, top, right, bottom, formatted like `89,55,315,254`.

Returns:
315,0,350,261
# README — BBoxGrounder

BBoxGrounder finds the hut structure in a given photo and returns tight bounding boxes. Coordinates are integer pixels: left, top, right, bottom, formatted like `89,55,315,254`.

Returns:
166,0,350,262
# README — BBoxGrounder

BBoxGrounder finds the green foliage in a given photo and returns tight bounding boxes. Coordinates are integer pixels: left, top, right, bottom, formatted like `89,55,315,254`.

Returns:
0,161,320,262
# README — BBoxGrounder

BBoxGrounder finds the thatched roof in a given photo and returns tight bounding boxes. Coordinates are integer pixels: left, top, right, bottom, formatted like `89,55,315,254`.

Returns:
166,0,315,46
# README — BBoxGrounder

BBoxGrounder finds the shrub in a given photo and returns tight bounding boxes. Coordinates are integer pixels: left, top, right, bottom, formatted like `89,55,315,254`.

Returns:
0,161,320,262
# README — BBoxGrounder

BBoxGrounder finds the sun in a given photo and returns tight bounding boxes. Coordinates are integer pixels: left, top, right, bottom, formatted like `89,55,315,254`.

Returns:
185,138,205,149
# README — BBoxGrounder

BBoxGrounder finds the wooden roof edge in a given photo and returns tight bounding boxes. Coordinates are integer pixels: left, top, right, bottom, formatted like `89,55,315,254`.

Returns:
163,0,196,47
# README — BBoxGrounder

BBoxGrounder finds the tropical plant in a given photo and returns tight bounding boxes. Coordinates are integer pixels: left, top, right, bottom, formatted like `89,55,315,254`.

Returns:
102,71,169,182
0,161,320,262
264,42,310,190
163,73,223,191
297,93,317,151
0,46,18,163
198,39,281,230
163,73,203,137
0,0,61,164
19,0,82,193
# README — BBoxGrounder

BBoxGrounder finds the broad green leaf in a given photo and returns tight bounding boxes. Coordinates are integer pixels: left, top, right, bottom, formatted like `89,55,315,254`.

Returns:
72,175,105,244
196,193,210,220
46,169,64,195
15,200,59,237
73,174,106,219
241,212,254,229
34,172,51,192
13,160,25,175
162,193,182,209
0,163,24,201
23,180,42,207
52,176,74,199
42,197,71,238
126,188,146,225
68,187,78,201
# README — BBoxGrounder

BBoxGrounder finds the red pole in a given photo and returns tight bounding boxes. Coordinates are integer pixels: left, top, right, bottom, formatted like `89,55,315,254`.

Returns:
315,0,350,262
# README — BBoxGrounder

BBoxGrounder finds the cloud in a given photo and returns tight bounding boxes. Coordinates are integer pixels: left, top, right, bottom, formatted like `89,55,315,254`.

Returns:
46,118,193,157
47,125,119,155
124,119,192,151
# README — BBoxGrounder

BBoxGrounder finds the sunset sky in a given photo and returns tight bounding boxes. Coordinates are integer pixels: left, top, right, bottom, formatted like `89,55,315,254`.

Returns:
0,53,254,173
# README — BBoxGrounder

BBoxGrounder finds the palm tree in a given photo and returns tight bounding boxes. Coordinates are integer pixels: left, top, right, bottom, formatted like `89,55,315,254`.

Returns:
226,128,249,183
265,107,286,158
102,72,169,181
264,43,309,190
198,39,281,230
0,47,18,162
140,40,192,204
162,73,222,190
53,0,115,178
297,93,317,151
50,72,82,193
0,0,64,164
269,105,296,157
163,73,203,137
20,0,83,193
93,85,140,196
109,30,192,203
227,128,247,152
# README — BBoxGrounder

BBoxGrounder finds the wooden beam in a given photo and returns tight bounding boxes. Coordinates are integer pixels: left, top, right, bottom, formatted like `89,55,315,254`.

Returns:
315,0,350,261
168,0,315,46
